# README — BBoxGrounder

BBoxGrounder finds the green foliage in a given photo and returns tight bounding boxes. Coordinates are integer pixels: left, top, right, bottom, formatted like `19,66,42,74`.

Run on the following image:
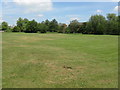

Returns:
0,24,2,30
17,17,24,32
58,23,67,33
85,14,119,35
37,23,47,33
65,27,70,33
107,13,117,21
2,13,120,35
5,26,13,32
49,19,59,32
80,22,87,34
68,20,81,33
25,20,38,33
86,15,107,34
17,18,29,32
106,13,119,35
44,19,50,26
2,22,9,31
12,26,20,32
23,18,29,32
118,16,120,35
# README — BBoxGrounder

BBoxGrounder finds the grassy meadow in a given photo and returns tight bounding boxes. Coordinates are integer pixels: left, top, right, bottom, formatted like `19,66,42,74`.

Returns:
2,32,118,88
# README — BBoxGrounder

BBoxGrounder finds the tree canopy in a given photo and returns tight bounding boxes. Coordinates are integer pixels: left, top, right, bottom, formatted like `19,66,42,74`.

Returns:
1,13,119,35
1,21,9,31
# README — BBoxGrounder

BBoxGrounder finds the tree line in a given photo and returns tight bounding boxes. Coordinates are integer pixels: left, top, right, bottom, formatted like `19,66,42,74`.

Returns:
1,13,120,35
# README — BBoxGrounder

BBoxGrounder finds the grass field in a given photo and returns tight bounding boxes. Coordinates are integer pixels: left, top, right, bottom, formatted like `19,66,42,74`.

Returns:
2,32,118,88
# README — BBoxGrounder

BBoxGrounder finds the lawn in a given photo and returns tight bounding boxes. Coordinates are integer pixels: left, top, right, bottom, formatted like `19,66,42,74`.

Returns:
2,32,118,88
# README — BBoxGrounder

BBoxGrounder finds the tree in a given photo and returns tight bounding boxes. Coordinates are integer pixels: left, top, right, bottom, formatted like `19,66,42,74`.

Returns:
2,14,119,35
77,22,85,33
106,13,119,35
17,17,24,32
118,16,120,35
44,19,50,26
6,26,13,32
80,22,87,34
68,20,80,33
0,24,2,30
44,19,50,31
16,18,29,32
86,15,107,34
12,26,20,32
107,13,117,21
23,18,29,32
37,23,47,33
2,21,9,31
49,19,59,32
65,27,70,33
58,23,67,33
25,20,38,33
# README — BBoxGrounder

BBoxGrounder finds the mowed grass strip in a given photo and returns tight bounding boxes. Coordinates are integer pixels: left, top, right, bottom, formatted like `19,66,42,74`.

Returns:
2,32,118,88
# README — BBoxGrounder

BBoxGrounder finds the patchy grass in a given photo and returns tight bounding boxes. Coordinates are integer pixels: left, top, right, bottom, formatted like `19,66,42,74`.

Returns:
2,32,118,88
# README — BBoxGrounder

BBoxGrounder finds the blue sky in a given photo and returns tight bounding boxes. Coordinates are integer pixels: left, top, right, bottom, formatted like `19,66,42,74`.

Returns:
1,1,118,25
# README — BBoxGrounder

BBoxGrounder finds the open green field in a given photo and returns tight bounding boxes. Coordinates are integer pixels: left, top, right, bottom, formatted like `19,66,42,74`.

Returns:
2,32,118,88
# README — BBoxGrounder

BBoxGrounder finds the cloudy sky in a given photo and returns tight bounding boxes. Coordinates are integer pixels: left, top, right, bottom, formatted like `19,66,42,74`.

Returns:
0,0,119,25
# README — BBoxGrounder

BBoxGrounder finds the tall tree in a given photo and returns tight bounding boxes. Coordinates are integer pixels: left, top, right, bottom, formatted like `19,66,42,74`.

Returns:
17,17,24,32
0,24,2,30
37,23,48,33
106,13,119,35
86,15,107,34
80,22,87,34
23,18,29,32
49,19,59,32
68,20,80,33
44,19,50,31
25,19,38,33
44,19,50,26
118,15,120,35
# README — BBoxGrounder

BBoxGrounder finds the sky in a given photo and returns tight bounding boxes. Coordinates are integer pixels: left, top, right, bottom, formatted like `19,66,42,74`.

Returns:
0,0,119,25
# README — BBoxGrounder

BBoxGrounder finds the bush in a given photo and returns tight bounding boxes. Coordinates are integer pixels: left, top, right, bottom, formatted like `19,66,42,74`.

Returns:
12,26,20,32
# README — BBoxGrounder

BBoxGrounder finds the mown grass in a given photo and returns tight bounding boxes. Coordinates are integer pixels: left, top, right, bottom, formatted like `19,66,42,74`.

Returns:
2,32,118,88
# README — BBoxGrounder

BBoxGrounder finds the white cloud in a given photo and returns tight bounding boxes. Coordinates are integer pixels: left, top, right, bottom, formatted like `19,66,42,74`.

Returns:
96,9,103,13
11,0,53,13
37,14,44,17
114,6,120,12
70,17,80,21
